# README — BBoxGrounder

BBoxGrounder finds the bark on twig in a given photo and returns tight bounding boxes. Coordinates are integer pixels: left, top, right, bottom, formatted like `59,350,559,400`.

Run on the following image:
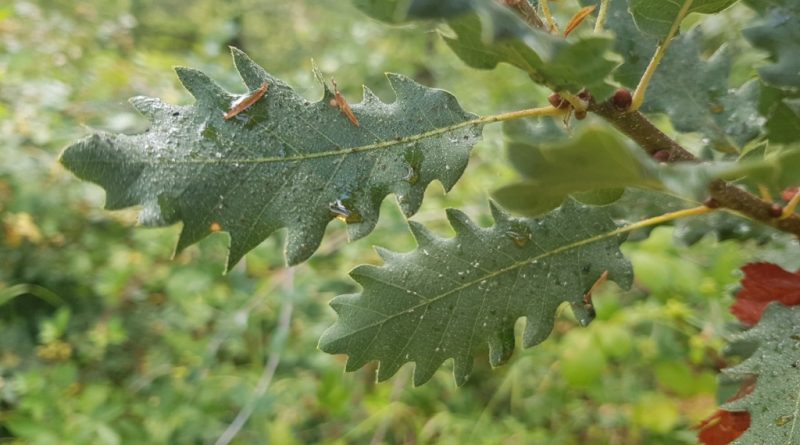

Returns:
589,99,800,237
502,0,547,30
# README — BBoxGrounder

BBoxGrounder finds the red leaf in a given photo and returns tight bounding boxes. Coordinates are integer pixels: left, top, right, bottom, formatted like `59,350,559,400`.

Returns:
730,263,800,326
697,410,751,445
697,378,755,445
782,187,798,202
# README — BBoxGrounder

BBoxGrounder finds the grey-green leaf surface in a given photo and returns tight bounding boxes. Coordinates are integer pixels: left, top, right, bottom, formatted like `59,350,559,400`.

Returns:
743,0,800,89
584,0,762,151
60,48,483,269
628,0,740,38
319,200,633,386
494,121,659,216
722,304,800,445
642,30,762,152
354,0,621,99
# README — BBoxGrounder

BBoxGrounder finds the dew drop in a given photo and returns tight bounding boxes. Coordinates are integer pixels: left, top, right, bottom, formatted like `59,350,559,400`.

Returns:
403,146,424,185
775,415,794,427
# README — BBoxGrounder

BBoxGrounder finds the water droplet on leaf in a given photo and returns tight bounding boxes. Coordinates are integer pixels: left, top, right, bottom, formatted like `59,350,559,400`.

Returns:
775,415,794,427
403,146,424,185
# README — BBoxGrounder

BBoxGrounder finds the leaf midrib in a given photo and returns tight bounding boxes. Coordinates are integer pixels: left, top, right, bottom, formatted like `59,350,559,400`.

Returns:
340,222,628,337
85,116,485,167
788,381,800,443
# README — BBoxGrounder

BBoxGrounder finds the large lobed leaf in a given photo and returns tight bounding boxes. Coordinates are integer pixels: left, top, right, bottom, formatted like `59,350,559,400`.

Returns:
60,48,483,269
743,0,800,90
354,0,620,99
319,200,633,385
722,303,800,444
642,33,762,153
585,0,762,152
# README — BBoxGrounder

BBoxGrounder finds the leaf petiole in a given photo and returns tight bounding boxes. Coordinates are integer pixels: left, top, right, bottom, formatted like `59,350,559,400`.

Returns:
782,192,800,219
594,0,610,32
615,205,714,234
757,184,773,202
480,105,567,123
630,0,695,111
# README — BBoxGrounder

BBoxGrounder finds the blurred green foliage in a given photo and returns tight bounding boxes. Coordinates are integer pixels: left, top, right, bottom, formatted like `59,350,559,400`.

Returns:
1,1,795,444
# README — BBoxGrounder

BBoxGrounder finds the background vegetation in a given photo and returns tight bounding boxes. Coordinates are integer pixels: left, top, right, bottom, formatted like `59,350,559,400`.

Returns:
1,1,797,444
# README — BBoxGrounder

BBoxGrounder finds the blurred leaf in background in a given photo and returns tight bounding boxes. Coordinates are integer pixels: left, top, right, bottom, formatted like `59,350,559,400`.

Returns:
0,1,795,444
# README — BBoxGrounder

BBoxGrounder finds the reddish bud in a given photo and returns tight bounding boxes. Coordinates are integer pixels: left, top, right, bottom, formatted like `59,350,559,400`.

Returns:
769,203,783,218
574,110,587,120
703,197,721,209
577,89,593,103
783,187,799,202
653,150,670,162
612,88,632,111
548,93,570,109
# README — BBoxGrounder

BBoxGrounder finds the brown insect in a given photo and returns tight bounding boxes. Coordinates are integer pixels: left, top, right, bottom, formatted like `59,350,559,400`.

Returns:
209,222,222,232
564,5,596,37
223,81,269,120
329,78,360,127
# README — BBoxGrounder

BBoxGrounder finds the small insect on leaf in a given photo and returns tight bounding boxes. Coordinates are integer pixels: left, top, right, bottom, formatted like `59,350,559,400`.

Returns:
564,5,596,37
330,78,360,127
209,222,222,232
223,81,269,120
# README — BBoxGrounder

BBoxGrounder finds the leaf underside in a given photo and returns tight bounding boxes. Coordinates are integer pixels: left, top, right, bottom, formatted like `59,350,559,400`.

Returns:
494,121,658,216
723,304,800,444
60,48,483,269
319,200,633,386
